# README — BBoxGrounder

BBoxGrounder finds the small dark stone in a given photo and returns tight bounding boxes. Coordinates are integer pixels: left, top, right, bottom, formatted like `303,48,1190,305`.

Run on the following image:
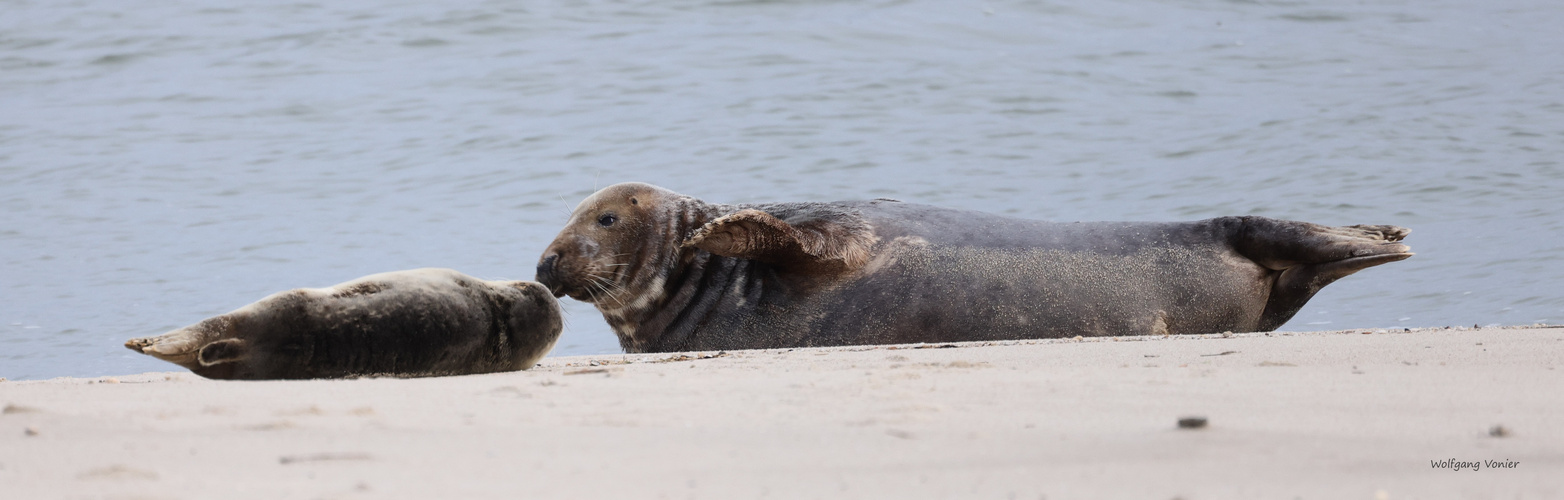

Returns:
1490,425,1511,438
1177,416,1208,429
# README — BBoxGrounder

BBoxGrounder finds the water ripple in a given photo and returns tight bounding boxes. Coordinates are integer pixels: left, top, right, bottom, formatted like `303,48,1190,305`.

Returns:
3,0,1563,379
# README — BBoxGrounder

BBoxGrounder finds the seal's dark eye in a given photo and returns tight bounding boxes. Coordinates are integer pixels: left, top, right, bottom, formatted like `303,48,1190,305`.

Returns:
597,213,618,227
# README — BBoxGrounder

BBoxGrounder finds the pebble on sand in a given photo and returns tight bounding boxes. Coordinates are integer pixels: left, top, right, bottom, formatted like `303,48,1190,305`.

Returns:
1177,416,1208,429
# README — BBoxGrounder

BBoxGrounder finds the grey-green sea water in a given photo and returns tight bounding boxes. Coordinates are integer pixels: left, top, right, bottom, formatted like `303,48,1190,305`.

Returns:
3,0,1561,379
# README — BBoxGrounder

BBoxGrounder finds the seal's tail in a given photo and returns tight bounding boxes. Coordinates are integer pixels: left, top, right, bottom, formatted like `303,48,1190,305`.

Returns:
1224,216,1413,331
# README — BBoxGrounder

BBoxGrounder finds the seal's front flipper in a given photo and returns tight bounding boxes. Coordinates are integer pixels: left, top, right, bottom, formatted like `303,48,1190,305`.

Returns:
683,209,874,274
1226,216,1414,330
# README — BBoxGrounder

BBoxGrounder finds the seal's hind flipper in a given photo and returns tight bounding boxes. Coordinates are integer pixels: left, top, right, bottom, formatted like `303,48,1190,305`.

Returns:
125,330,206,368
1230,217,1412,271
684,209,874,274
1224,216,1414,330
125,316,234,370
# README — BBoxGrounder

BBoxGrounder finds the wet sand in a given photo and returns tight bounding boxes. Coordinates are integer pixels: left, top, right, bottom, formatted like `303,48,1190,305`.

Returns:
2,326,1559,499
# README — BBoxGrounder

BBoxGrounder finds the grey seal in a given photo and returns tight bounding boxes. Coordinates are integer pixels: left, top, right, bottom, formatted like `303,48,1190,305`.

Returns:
535,183,1412,353
125,268,562,380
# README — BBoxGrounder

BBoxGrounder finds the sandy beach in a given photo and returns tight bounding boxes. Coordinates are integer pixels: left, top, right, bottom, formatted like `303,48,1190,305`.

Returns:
3,326,1559,499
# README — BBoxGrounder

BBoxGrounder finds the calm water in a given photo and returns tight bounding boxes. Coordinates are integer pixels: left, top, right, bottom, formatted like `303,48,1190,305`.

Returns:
3,0,1561,380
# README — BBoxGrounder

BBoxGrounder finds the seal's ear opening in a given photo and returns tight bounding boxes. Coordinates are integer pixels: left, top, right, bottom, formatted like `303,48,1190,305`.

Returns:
197,339,248,367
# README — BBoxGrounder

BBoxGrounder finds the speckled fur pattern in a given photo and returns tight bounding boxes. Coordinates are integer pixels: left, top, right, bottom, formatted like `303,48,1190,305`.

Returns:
536,183,1412,353
124,268,563,380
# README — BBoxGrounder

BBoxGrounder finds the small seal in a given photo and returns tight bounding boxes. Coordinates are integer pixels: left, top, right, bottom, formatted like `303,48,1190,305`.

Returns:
125,268,562,380
535,183,1413,353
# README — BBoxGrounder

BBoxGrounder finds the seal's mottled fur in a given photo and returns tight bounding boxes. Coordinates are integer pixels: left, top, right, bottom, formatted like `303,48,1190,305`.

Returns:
126,268,562,380
537,183,1411,353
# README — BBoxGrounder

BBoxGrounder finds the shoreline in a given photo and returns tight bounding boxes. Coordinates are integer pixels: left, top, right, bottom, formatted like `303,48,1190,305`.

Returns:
4,326,1560,498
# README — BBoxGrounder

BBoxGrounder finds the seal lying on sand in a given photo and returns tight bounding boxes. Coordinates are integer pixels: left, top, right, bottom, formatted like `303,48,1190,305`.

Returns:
125,268,562,380
535,183,1412,353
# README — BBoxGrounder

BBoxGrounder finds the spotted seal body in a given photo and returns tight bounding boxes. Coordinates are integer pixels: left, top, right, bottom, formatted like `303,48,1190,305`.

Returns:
535,183,1412,353
125,268,562,380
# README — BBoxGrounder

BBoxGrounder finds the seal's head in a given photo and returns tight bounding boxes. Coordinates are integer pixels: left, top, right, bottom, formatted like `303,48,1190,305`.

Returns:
535,182,700,310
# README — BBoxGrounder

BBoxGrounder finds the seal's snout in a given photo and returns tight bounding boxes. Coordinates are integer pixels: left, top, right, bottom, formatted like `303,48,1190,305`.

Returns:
536,253,558,277
535,253,565,297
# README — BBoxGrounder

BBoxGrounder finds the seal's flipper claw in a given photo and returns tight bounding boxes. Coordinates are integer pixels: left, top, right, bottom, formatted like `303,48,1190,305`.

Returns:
124,337,154,352
1344,224,1410,242
685,209,874,274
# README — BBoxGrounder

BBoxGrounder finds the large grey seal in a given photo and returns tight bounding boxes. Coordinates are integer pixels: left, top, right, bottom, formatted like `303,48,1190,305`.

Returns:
125,268,562,380
535,183,1413,353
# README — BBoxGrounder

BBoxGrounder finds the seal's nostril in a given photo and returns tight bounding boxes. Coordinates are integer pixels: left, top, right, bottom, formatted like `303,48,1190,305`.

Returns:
536,254,559,283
